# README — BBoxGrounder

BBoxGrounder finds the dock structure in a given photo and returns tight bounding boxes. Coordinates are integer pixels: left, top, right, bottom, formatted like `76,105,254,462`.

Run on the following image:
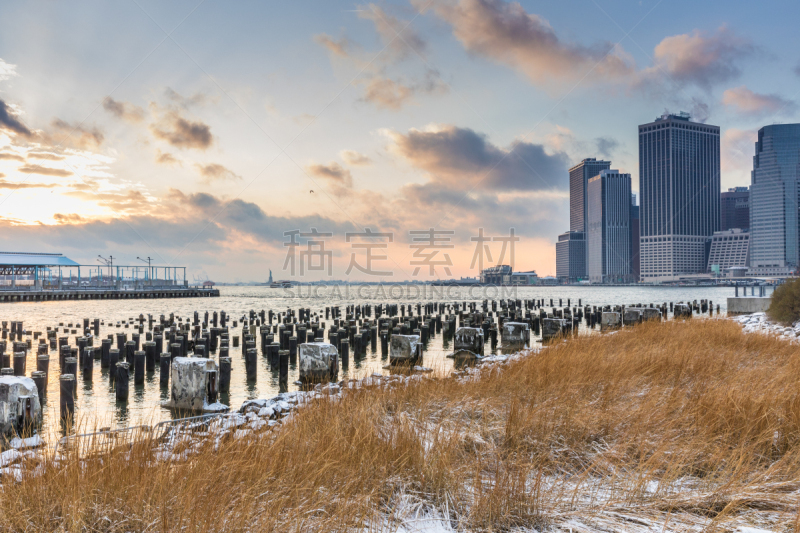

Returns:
0,252,218,302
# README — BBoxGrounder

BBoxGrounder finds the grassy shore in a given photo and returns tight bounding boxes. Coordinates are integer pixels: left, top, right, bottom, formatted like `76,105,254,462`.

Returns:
2,319,800,532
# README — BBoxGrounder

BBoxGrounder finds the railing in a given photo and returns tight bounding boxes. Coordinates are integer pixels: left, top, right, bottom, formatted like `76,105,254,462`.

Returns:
733,284,776,297
53,413,226,456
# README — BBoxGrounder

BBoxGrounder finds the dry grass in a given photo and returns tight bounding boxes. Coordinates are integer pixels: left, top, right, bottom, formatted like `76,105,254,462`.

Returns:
3,319,800,532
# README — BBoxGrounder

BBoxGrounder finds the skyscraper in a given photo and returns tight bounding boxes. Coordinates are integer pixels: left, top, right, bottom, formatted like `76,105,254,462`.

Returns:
587,170,632,283
569,158,612,232
749,124,800,276
638,112,720,282
555,231,586,282
630,193,640,281
720,186,749,231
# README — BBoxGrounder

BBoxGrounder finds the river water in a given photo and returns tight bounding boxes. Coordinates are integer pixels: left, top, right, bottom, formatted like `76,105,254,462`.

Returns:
1,284,736,436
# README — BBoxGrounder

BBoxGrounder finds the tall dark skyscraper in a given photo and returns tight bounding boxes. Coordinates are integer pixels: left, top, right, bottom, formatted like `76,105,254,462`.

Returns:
638,112,720,282
720,186,749,231
749,124,800,276
569,158,611,233
587,170,632,283
630,193,640,281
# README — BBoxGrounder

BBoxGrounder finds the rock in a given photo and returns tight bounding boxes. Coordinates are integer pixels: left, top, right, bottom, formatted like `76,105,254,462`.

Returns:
501,322,530,345
542,318,568,341
390,335,421,364
298,342,338,382
0,376,41,436
642,308,662,321
163,357,219,412
601,312,621,331
623,308,643,326
454,327,484,353
674,304,692,318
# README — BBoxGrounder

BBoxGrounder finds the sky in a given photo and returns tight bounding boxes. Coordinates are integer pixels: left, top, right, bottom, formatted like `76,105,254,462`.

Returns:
0,0,798,282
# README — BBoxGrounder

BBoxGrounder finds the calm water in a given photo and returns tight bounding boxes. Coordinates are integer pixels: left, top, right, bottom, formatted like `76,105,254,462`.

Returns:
1,284,735,436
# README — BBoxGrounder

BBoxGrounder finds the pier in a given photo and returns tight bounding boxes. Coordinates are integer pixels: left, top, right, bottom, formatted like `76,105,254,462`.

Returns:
0,252,218,303
0,288,219,302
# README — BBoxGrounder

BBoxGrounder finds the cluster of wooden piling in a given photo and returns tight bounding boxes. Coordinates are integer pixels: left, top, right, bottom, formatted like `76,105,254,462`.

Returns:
0,297,719,429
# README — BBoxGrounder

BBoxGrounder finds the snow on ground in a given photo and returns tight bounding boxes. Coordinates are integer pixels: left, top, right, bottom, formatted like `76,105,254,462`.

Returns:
733,311,800,340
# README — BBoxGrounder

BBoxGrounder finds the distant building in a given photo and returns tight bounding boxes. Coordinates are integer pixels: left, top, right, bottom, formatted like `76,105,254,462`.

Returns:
555,231,586,282
639,112,720,282
587,170,632,283
569,158,612,233
630,193,640,281
510,270,538,285
480,265,512,285
749,124,800,276
720,187,749,231
707,229,750,273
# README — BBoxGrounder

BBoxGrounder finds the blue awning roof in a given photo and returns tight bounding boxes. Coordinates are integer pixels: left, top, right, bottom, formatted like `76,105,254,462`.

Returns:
0,253,80,267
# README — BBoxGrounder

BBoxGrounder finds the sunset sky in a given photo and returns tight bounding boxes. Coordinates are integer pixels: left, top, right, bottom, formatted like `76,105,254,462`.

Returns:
0,0,798,282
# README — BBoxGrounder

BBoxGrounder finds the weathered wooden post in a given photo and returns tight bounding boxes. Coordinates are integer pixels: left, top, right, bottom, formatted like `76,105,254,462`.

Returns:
159,353,171,386
144,341,156,371
279,350,289,393
245,348,257,380
134,351,145,384
13,351,25,376
219,356,231,392
59,374,75,420
116,362,129,400
31,370,46,403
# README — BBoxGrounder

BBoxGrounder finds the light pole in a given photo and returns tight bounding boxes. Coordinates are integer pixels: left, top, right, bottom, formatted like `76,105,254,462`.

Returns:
98,255,114,287
137,257,153,287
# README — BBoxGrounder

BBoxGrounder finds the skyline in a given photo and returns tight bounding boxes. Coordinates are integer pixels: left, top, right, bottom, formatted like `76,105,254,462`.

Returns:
1,0,799,281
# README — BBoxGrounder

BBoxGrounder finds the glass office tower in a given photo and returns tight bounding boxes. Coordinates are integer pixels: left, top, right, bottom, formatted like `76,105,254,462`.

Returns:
749,124,800,276
587,170,632,283
638,112,720,282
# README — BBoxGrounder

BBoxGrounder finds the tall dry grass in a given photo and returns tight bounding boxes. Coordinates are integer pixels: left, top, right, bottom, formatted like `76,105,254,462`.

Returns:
2,319,800,532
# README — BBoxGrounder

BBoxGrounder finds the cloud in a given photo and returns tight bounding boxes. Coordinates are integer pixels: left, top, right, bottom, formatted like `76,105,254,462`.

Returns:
360,77,414,110
642,26,755,91
795,61,800,77
164,88,209,108
168,189,355,243
0,152,25,162
358,4,426,61
0,213,226,253
359,70,447,110
340,150,372,166
722,85,795,117
315,9,445,110
721,127,756,186
102,97,145,122
0,99,33,138
194,163,241,183
150,110,213,150
0,58,17,81
155,150,180,166
386,124,569,192
53,213,85,224
314,34,354,58
595,137,619,157
49,118,104,150
0,178,58,189
690,98,711,123
65,189,154,213
26,151,64,161
305,162,353,187
417,0,633,87
16,164,73,177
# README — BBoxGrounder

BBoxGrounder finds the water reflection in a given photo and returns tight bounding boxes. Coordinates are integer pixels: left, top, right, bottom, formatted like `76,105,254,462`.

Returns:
2,284,731,435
